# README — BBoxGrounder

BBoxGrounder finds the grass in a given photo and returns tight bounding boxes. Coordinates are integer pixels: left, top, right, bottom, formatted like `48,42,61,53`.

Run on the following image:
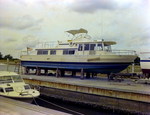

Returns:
121,65,142,73
0,59,20,65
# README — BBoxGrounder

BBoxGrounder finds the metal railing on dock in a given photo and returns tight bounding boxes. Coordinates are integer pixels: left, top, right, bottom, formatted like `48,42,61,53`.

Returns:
14,61,23,74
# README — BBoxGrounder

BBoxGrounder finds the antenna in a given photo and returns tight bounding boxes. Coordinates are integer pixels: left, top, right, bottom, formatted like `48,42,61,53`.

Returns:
101,12,103,40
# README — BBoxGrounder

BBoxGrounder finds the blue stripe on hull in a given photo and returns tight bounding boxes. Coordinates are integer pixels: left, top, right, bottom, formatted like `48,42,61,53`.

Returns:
21,61,130,74
140,60,150,62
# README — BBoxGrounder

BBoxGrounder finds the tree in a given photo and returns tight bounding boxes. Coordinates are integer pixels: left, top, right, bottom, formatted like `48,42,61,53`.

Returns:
0,52,3,59
4,54,13,60
134,56,140,65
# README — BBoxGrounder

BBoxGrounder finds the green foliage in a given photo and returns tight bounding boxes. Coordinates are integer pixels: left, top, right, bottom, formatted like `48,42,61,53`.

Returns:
134,57,140,65
0,52,3,59
3,54,13,60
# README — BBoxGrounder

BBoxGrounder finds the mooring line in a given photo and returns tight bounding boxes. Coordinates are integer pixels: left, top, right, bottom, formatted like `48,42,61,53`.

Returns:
37,97,84,115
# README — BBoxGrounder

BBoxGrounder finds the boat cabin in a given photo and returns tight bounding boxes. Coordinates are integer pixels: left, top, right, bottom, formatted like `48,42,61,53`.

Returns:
0,71,31,94
35,40,116,56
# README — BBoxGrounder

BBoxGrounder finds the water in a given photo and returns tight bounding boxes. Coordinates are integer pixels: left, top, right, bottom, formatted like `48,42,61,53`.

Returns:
0,64,134,115
32,95,121,115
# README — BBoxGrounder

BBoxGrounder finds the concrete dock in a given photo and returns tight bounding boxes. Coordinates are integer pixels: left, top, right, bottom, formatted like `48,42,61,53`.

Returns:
0,96,71,115
22,74,150,114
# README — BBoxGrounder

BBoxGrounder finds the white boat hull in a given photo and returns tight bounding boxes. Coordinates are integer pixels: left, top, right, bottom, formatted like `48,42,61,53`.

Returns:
21,55,137,74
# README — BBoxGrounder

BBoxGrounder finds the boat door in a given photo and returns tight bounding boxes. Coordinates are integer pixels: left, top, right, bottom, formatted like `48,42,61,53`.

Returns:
78,44,84,55
84,44,96,55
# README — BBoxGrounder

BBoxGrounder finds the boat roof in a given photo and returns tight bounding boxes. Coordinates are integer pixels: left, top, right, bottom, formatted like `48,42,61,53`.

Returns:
72,41,116,45
0,71,18,77
66,28,88,35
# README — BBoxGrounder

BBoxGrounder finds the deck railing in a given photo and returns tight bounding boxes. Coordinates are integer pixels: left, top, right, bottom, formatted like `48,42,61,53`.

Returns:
21,50,136,56
140,52,150,60
21,51,35,55
112,50,136,55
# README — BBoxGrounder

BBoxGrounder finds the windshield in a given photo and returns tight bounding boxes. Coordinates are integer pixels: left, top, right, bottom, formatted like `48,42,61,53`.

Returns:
12,76,24,82
0,76,13,84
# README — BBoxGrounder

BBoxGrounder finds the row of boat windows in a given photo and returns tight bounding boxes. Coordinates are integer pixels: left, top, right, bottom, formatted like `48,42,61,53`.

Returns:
37,43,104,55
0,85,30,93
78,44,103,51
37,50,75,55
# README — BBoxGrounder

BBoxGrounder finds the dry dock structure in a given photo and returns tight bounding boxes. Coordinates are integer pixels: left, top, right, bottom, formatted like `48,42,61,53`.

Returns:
22,74,150,114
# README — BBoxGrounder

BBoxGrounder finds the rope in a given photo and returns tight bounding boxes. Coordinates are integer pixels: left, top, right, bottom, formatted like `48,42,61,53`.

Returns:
37,97,84,115
28,93,39,106
32,96,39,106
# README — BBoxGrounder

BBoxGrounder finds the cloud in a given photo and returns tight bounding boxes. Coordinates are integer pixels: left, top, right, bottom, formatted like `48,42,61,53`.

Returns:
67,0,144,13
68,0,118,13
0,15,44,30
22,35,39,47
3,37,17,42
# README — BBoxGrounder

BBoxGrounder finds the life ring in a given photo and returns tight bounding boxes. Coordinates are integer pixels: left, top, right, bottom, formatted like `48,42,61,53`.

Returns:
69,42,74,47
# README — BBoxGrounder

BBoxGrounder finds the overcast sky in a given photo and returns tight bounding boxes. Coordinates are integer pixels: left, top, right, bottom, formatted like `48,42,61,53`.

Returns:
0,0,150,58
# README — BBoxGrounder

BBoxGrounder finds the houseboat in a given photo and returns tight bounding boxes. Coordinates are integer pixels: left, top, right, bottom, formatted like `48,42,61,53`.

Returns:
20,28,137,75
0,71,40,103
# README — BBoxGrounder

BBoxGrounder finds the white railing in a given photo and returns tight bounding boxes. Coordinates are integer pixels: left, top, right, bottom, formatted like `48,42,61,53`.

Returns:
140,52,150,60
21,51,35,55
112,50,136,55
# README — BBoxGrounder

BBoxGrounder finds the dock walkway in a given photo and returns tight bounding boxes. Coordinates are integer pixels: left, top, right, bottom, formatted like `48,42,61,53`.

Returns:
22,74,150,95
0,96,71,115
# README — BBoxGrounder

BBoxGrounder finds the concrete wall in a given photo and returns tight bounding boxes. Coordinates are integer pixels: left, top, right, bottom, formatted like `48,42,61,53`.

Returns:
24,78,150,114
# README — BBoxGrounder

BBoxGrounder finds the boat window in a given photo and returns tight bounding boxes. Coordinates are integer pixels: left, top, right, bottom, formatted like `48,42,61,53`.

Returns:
84,44,89,50
97,44,103,51
37,50,48,55
0,76,13,84
24,85,30,90
13,76,24,82
37,50,42,55
69,50,75,54
78,44,83,51
0,87,4,92
63,50,75,55
90,44,96,50
63,50,68,54
5,87,14,92
43,50,48,55
50,50,56,55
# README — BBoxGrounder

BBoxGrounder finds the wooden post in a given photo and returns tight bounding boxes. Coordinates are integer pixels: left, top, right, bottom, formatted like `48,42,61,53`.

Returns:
72,71,76,76
114,74,118,82
92,73,94,78
61,70,65,76
86,72,90,78
81,68,84,80
56,67,61,78
108,73,111,82
36,66,41,76
25,67,29,74
45,69,48,76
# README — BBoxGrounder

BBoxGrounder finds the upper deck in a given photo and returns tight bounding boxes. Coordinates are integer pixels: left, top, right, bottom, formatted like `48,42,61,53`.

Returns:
20,29,136,56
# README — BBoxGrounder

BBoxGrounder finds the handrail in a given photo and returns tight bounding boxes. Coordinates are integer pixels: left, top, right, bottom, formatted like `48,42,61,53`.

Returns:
21,50,136,56
111,50,136,55
140,52,150,60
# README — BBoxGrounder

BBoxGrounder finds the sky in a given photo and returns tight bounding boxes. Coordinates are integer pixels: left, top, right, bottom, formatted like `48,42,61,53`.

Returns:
0,0,150,58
